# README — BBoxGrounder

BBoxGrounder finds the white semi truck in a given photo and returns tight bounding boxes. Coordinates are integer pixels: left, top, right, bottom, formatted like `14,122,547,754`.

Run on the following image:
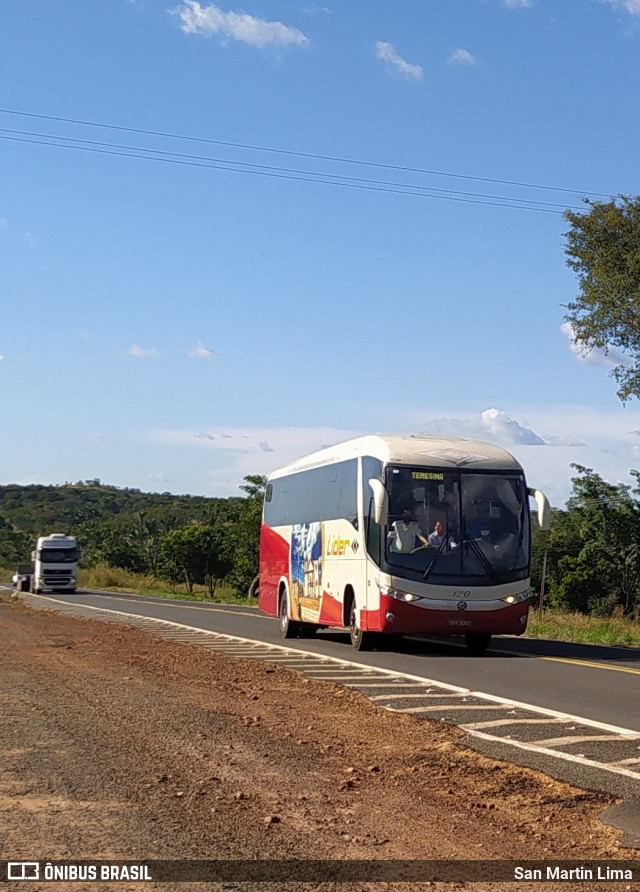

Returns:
18,533,80,594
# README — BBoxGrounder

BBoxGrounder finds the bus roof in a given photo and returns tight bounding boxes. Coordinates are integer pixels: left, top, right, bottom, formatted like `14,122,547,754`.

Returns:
268,435,523,479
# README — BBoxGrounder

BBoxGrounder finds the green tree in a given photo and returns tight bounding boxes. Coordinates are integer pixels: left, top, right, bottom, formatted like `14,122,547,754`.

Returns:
225,475,266,595
550,465,640,617
563,196,640,403
159,523,231,595
530,507,582,609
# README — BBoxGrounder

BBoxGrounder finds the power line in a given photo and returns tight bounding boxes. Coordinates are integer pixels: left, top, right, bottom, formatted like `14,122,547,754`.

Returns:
0,107,613,201
0,127,582,213
0,133,572,213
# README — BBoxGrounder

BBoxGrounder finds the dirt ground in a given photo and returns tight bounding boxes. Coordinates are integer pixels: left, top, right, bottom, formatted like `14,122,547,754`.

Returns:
0,595,637,891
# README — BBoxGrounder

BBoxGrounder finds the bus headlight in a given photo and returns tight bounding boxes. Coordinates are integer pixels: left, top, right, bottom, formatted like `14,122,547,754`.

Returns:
380,585,421,603
501,591,529,605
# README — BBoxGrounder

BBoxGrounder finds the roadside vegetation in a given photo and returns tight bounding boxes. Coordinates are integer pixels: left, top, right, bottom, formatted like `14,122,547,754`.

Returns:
2,463,640,648
0,475,265,601
530,464,640,624
77,563,258,606
526,610,640,648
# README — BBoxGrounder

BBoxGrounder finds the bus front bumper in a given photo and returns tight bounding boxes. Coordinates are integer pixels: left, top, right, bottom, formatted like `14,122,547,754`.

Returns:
364,592,530,637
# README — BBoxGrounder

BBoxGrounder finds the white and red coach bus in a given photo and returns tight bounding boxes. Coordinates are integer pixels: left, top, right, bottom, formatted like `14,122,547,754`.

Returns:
258,435,550,654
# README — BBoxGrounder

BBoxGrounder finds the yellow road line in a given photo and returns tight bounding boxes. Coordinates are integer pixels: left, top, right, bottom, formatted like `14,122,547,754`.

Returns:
542,655,640,676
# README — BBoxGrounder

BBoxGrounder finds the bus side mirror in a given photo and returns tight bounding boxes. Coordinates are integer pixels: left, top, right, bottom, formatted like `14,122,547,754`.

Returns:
528,487,551,531
31,551,36,561
368,479,389,525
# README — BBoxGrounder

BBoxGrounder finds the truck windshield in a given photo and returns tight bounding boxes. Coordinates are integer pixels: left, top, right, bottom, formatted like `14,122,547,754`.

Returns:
39,548,78,563
383,466,529,586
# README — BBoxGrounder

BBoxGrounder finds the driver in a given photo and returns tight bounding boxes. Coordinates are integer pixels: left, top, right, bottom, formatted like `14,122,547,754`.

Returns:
388,508,430,554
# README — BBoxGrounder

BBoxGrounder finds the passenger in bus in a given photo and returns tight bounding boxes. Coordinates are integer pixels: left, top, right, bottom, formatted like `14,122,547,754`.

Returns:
428,521,458,551
388,508,430,554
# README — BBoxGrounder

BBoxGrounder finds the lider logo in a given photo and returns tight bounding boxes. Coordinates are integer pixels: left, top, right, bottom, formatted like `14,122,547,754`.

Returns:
325,535,352,556
325,536,359,556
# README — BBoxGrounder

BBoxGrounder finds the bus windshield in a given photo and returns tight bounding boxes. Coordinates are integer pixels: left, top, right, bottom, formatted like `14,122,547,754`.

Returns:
383,466,530,585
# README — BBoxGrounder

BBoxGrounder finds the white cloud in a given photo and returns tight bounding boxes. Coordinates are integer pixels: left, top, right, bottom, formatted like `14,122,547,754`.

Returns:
128,344,159,359
173,1,310,48
144,425,357,488
131,405,640,505
560,322,631,368
603,0,640,15
480,408,545,445
423,408,546,447
146,472,170,485
448,48,476,65
188,341,215,359
0,354,4,362
375,41,423,80
503,0,532,8
417,404,640,506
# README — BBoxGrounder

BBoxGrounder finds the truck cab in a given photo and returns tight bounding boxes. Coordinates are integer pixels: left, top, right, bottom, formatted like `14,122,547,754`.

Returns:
31,533,79,594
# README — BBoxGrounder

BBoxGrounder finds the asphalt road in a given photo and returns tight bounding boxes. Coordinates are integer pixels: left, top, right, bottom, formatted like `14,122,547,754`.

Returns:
24,587,640,733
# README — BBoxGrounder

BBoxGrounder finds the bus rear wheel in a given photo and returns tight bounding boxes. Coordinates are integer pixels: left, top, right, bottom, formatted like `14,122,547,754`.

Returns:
279,590,300,639
465,633,492,656
349,604,375,652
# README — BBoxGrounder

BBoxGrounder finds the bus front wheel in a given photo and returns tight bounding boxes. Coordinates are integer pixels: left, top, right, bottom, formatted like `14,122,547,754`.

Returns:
279,591,300,639
465,633,492,656
349,604,375,652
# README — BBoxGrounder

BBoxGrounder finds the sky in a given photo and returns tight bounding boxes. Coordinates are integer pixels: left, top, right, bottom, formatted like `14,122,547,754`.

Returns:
2,0,640,507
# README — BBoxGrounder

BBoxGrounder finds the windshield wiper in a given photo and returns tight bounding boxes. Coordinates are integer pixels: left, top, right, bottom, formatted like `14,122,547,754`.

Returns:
462,526,499,583
422,538,450,582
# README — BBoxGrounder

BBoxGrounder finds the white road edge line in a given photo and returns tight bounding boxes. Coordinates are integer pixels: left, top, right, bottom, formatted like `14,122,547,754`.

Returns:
22,594,640,747
529,734,640,747
467,730,640,782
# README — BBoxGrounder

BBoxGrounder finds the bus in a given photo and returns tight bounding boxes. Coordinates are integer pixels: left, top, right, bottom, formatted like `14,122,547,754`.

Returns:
258,435,550,655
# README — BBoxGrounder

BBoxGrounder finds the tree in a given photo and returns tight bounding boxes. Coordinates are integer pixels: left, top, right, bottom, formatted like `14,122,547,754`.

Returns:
549,465,640,617
159,523,231,595
563,196,640,403
225,475,266,595
530,507,582,609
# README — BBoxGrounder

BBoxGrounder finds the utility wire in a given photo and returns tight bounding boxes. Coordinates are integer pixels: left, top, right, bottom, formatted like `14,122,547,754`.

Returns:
0,126,582,213
2,133,568,213
0,107,612,201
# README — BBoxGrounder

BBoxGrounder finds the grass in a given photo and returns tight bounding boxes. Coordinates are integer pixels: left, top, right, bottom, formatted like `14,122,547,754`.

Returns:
526,610,640,648
77,563,258,607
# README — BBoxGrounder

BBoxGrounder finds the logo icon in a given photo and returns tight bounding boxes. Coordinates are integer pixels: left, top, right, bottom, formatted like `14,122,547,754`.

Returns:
456,601,468,611
8,863,40,881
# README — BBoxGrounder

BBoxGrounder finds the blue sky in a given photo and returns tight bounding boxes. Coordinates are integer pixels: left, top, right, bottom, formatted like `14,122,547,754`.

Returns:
2,0,640,505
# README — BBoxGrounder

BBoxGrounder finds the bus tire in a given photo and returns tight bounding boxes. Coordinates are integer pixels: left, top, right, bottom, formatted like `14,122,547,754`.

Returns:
465,633,492,656
349,603,375,652
279,590,300,639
